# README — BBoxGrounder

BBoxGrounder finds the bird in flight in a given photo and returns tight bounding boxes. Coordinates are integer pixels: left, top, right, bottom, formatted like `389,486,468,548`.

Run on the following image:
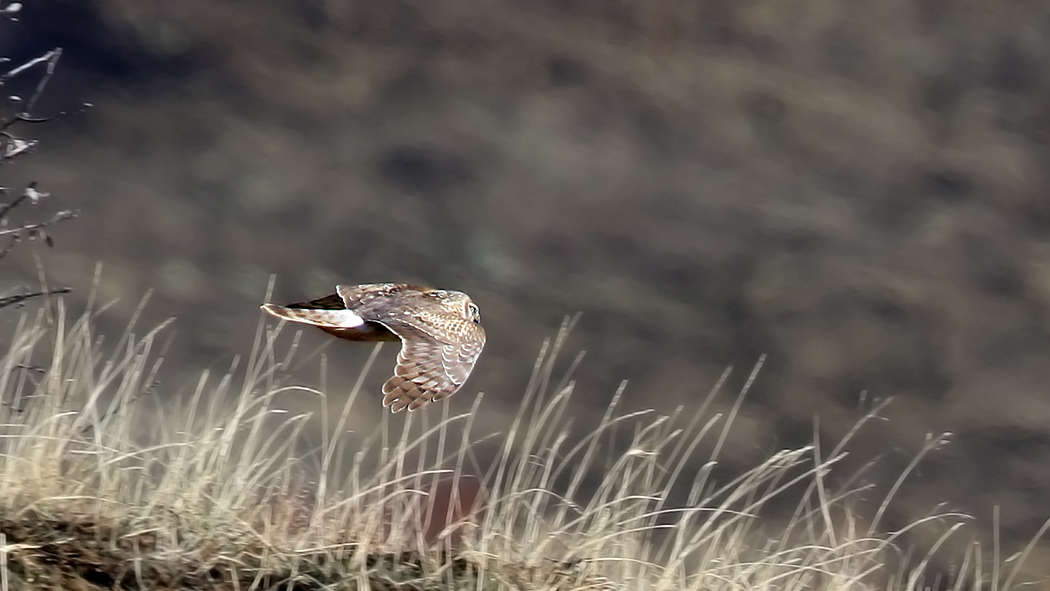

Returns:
261,283,485,412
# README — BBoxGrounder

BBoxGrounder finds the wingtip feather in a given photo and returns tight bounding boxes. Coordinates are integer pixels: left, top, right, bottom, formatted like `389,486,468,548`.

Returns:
260,303,365,328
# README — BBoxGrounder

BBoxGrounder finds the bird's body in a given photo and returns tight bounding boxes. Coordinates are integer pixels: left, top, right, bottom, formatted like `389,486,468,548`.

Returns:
261,283,485,412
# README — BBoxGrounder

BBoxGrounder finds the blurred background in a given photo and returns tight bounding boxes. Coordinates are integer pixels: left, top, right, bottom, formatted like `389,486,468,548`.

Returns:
2,0,1050,578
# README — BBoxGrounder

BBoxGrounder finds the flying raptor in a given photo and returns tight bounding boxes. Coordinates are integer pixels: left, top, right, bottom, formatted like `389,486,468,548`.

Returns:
261,283,485,412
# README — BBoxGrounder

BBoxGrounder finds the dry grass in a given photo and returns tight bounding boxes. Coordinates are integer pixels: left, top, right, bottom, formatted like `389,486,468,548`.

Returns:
0,291,1042,590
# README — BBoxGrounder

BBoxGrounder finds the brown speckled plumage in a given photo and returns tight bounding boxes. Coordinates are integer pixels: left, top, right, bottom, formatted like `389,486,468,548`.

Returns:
261,283,485,412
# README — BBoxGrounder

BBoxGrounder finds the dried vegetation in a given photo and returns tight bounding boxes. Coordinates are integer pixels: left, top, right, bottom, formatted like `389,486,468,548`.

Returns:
0,299,1043,590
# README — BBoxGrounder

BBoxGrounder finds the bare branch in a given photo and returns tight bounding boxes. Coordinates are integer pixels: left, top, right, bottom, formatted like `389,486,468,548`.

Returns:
10,101,92,125
0,286,71,310
0,135,35,159
0,180,31,218
23,48,61,114
0,49,58,83
0,32,80,307
0,234,19,263
0,209,78,237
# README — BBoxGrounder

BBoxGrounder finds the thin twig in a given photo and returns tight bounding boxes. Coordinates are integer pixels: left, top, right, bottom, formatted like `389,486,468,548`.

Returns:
0,286,71,309
0,209,77,237
23,48,61,114
11,102,92,126
0,49,58,83
0,184,30,218
0,235,18,263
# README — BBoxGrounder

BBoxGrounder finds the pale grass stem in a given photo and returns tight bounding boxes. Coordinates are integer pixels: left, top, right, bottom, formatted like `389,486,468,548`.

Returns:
0,298,1043,589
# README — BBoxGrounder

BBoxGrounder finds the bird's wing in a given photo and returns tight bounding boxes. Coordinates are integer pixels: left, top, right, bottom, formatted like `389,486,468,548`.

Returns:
336,283,432,315
375,319,485,412
438,338,485,386
261,286,408,341
283,292,347,310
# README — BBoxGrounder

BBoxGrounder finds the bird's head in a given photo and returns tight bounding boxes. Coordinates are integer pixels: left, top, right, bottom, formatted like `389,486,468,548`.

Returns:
436,290,482,325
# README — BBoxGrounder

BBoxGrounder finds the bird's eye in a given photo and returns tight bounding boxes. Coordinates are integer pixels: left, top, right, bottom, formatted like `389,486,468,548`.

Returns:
467,303,480,323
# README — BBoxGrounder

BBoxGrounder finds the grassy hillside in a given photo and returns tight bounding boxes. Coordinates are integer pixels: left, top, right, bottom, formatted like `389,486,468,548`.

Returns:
0,294,1043,590
2,2,1049,566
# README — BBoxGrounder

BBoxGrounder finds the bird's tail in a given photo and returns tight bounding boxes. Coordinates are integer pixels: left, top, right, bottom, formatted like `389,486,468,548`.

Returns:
260,303,366,328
